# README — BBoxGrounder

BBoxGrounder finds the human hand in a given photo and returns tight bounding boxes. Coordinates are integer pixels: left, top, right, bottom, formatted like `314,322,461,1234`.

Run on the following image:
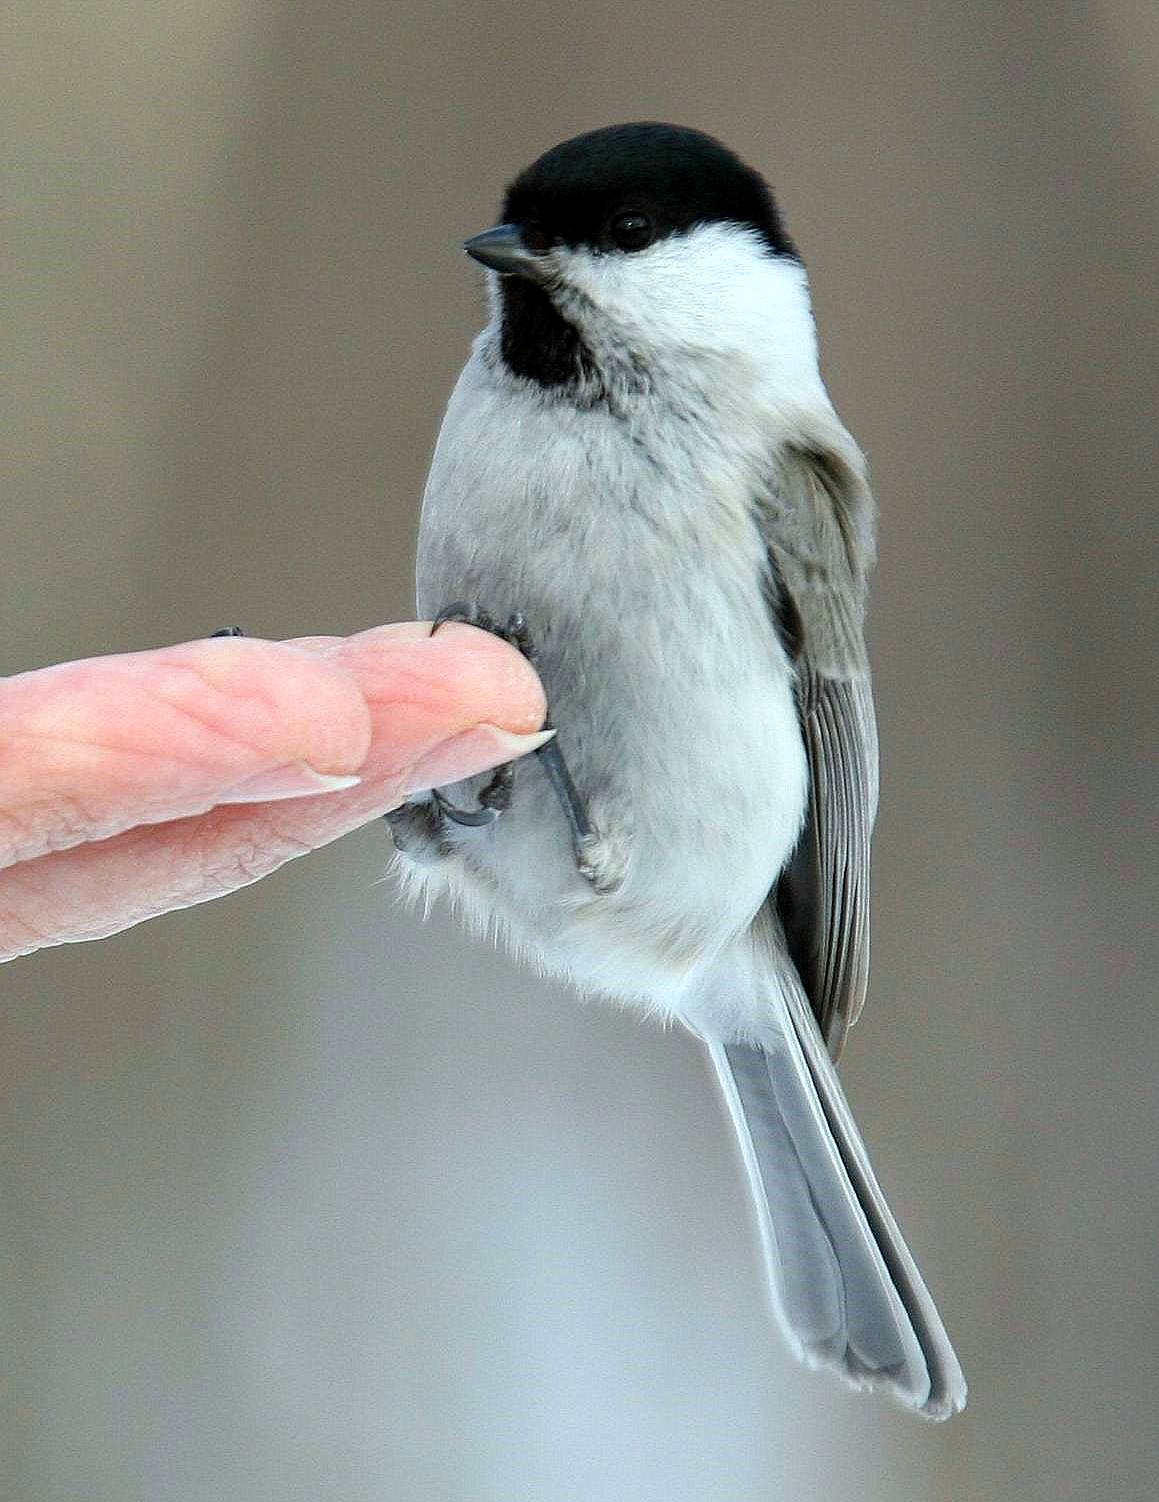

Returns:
0,623,548,961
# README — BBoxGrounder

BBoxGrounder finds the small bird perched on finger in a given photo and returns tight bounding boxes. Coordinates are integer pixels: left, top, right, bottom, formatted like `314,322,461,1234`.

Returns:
387,121,966,1418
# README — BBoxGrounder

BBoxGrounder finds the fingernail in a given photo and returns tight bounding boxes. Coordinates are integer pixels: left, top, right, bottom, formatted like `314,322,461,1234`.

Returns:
218,763,363,805
406,724,556,792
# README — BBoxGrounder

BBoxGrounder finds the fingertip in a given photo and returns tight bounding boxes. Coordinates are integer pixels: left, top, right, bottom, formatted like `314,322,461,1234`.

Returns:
339,622,548,735
418,622,548,731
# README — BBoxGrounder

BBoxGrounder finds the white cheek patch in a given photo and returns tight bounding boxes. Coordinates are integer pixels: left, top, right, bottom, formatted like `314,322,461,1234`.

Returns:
552,224,825,401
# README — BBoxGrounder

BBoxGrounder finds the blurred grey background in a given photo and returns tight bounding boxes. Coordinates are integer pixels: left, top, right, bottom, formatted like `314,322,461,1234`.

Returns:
4,2,1157,1498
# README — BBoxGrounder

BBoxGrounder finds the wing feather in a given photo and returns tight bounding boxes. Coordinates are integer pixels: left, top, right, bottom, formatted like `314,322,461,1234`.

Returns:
759,440,878,1058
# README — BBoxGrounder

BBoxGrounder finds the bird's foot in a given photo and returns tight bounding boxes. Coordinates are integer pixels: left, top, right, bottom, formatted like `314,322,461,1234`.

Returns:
423,603,601,884
424,604,537,826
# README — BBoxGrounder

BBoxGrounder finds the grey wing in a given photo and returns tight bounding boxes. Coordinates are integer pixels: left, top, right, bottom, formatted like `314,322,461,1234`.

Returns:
777,667,878,1057
759,441,879,1059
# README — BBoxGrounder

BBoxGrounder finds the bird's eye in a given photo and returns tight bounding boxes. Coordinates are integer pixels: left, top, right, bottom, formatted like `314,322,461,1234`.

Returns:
522,222,554,254
608,211,655,252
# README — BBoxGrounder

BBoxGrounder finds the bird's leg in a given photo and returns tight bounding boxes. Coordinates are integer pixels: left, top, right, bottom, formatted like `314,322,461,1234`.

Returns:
418,603,600,880
494,611,599,863
420,602,517,827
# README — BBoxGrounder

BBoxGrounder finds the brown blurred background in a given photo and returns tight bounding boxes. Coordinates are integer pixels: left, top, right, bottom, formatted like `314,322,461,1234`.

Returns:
4,2,1157,1498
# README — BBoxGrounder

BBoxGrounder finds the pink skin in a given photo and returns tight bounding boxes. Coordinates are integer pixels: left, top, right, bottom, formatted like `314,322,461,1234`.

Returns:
0,623,548,960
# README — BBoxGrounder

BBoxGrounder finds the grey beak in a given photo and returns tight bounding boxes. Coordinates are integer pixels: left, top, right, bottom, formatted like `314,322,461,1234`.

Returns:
464,224,552,282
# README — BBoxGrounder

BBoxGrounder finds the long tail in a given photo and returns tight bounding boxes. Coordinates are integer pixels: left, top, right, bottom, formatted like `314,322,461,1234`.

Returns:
704,970,966,1418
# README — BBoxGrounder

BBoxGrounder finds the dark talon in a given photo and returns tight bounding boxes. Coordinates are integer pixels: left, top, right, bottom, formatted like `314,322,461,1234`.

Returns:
430,602,495,636
433,759,513,824
432,787,502,826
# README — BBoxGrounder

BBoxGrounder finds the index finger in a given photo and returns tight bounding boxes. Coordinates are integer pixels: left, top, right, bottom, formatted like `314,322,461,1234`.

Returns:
0,624,546,868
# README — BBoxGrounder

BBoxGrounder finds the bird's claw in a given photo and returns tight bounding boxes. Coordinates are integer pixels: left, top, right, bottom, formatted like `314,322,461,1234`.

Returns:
412,603,599,883
425,605,544,828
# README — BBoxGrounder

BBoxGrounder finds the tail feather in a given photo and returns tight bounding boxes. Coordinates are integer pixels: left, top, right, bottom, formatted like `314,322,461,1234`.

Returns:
705,972,966,1418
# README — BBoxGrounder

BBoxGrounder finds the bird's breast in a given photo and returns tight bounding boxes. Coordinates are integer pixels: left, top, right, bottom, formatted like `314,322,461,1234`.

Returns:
415,362,808,1001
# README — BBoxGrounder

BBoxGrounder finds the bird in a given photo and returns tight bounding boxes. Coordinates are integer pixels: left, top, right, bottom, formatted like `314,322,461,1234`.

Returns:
387,121,966,1418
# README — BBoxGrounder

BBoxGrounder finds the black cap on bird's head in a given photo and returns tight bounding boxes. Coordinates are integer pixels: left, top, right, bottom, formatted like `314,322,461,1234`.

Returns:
465,122,797,279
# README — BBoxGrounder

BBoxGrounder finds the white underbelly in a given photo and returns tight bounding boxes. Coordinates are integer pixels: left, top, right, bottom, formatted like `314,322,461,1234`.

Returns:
432,582,807,1006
